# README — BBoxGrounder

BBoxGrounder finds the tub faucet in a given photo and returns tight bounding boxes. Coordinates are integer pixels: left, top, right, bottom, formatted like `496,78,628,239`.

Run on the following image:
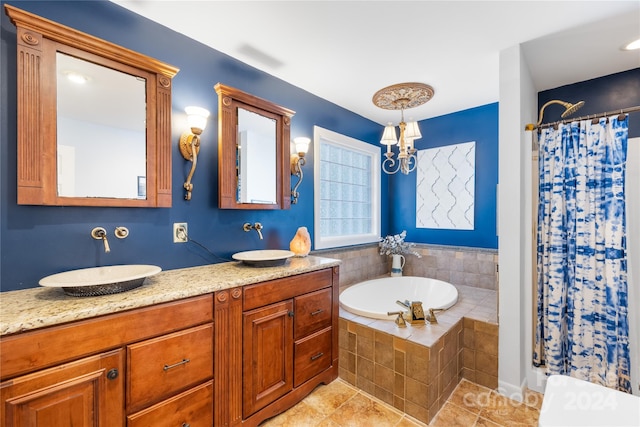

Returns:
243,222,263,240
395,300,425,324
91,227,110,253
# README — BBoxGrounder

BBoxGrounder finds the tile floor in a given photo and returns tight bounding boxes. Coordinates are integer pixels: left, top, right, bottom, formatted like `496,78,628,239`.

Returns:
260,378,543,427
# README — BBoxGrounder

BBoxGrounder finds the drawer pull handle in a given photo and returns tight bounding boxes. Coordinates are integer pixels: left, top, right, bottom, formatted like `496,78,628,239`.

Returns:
310,352,324,361
310,309,324,316
163,358,190,371
182,423,190,427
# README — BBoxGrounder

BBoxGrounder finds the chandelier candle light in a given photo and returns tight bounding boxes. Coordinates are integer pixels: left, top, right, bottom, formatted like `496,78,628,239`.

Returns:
373,82,434,175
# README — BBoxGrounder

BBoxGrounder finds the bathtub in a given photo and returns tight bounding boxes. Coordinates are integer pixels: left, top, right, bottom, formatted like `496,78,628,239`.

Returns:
539,374,640,426
339,276,458,319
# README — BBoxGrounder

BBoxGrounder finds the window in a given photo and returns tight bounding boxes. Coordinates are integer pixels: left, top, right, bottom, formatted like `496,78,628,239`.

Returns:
313,126,380,249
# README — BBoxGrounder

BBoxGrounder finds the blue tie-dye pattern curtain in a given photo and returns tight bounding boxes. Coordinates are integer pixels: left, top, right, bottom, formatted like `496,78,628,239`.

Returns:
533,116,631,393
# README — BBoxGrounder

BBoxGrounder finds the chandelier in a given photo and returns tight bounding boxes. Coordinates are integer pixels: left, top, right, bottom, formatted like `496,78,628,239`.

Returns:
372,82,434,174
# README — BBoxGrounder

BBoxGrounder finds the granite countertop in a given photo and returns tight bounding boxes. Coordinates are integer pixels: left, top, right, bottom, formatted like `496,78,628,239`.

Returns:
0,256,340,336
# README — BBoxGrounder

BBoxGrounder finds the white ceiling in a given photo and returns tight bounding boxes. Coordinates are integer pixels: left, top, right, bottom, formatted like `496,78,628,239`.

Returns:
111,1,640,125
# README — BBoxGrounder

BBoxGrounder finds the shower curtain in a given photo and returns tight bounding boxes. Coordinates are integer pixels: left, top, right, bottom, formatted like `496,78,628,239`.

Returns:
533,115,631,393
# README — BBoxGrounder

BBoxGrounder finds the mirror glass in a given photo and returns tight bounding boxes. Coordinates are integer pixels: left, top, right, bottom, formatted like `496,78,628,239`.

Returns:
56,53,147,199
237,107,277,204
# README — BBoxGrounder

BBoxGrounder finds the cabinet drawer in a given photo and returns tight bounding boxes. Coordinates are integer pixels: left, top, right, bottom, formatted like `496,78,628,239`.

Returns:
127,380,213,427
127,323,213,412
243,269,332,310
294,327,332,387
294,288,332,340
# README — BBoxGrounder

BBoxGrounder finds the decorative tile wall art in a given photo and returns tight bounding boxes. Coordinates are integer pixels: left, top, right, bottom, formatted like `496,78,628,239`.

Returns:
416,141,475,230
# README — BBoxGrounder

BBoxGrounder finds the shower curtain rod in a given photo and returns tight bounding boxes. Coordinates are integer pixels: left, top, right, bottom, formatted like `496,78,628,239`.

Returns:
526,105,640,131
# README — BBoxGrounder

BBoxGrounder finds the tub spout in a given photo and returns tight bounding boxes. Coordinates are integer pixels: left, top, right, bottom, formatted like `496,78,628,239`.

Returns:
396,300,425,324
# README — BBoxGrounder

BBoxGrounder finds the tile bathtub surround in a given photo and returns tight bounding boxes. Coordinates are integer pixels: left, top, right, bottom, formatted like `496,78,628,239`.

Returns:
313,244,388,289
260,378,543,427
404,245,498,291
313,243,498,291
338,285,498,424
461,318,499,389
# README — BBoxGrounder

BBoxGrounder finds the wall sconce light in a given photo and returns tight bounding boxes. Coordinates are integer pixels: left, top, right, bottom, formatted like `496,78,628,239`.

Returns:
290,137,311,204
179,106,210,200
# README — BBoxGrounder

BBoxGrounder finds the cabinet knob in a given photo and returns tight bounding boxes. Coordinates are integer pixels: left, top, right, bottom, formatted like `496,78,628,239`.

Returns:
106,368,119,380
288,311,295,317
182,423,190,427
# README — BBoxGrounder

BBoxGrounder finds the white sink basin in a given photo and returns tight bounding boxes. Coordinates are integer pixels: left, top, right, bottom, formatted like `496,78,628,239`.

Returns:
39,265,161,297
232,250,295,267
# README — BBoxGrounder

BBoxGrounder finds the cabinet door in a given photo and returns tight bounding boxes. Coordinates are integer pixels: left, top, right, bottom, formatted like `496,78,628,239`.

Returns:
243,300,293,418
1,349,124,427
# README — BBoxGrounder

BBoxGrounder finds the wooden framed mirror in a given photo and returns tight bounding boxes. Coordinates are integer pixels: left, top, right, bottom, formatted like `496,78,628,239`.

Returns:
5,5,179,207
215,83,295,210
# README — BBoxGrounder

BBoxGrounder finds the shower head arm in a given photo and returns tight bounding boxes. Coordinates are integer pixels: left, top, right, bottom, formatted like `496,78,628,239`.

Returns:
536,100,584,126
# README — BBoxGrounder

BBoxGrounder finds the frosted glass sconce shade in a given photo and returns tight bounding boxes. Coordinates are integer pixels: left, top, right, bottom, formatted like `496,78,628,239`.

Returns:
185,106,210,134
291,136,311,204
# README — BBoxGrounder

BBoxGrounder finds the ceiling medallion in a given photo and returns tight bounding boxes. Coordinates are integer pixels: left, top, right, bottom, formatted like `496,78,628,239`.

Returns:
372,82,435,110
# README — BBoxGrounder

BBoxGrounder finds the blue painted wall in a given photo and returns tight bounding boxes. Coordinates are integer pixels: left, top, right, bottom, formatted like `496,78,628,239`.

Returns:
7,2,630,291
0,0,386,291
538,68,640,138
391,103,500,249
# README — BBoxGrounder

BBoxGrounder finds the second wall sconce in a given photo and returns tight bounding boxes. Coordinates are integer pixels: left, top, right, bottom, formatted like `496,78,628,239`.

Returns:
179,106,210,200
290,137,311,204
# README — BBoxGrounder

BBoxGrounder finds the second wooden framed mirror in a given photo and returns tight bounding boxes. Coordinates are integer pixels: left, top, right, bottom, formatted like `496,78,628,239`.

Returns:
215,83,295,210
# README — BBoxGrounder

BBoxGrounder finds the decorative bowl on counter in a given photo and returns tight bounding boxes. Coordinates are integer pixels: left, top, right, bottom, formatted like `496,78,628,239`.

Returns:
39,264,162,297
232,250,295,267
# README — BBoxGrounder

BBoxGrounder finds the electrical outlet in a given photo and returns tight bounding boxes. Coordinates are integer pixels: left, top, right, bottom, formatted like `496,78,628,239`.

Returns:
173,223,188,243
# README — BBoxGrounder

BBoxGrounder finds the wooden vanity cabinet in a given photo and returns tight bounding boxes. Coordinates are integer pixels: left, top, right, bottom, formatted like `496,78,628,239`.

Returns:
1,265,339,427
235,267,339,426
0,295,214,427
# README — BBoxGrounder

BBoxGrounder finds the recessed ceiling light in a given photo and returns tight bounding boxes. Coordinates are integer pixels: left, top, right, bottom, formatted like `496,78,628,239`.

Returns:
622,38,640,51
64,71,89,84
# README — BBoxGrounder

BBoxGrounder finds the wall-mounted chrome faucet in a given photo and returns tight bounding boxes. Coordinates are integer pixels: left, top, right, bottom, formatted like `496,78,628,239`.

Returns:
243,222,263,240
91,227,110,253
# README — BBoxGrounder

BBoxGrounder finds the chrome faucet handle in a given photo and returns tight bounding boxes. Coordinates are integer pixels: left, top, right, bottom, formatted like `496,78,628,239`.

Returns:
387,311,406,327
396,300,410,309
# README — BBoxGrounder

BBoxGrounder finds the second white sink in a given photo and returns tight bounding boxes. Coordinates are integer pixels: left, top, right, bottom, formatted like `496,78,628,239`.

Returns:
232,250,294,267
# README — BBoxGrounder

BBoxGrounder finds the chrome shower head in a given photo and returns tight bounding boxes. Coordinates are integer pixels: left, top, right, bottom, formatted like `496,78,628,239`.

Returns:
560,100,585,118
